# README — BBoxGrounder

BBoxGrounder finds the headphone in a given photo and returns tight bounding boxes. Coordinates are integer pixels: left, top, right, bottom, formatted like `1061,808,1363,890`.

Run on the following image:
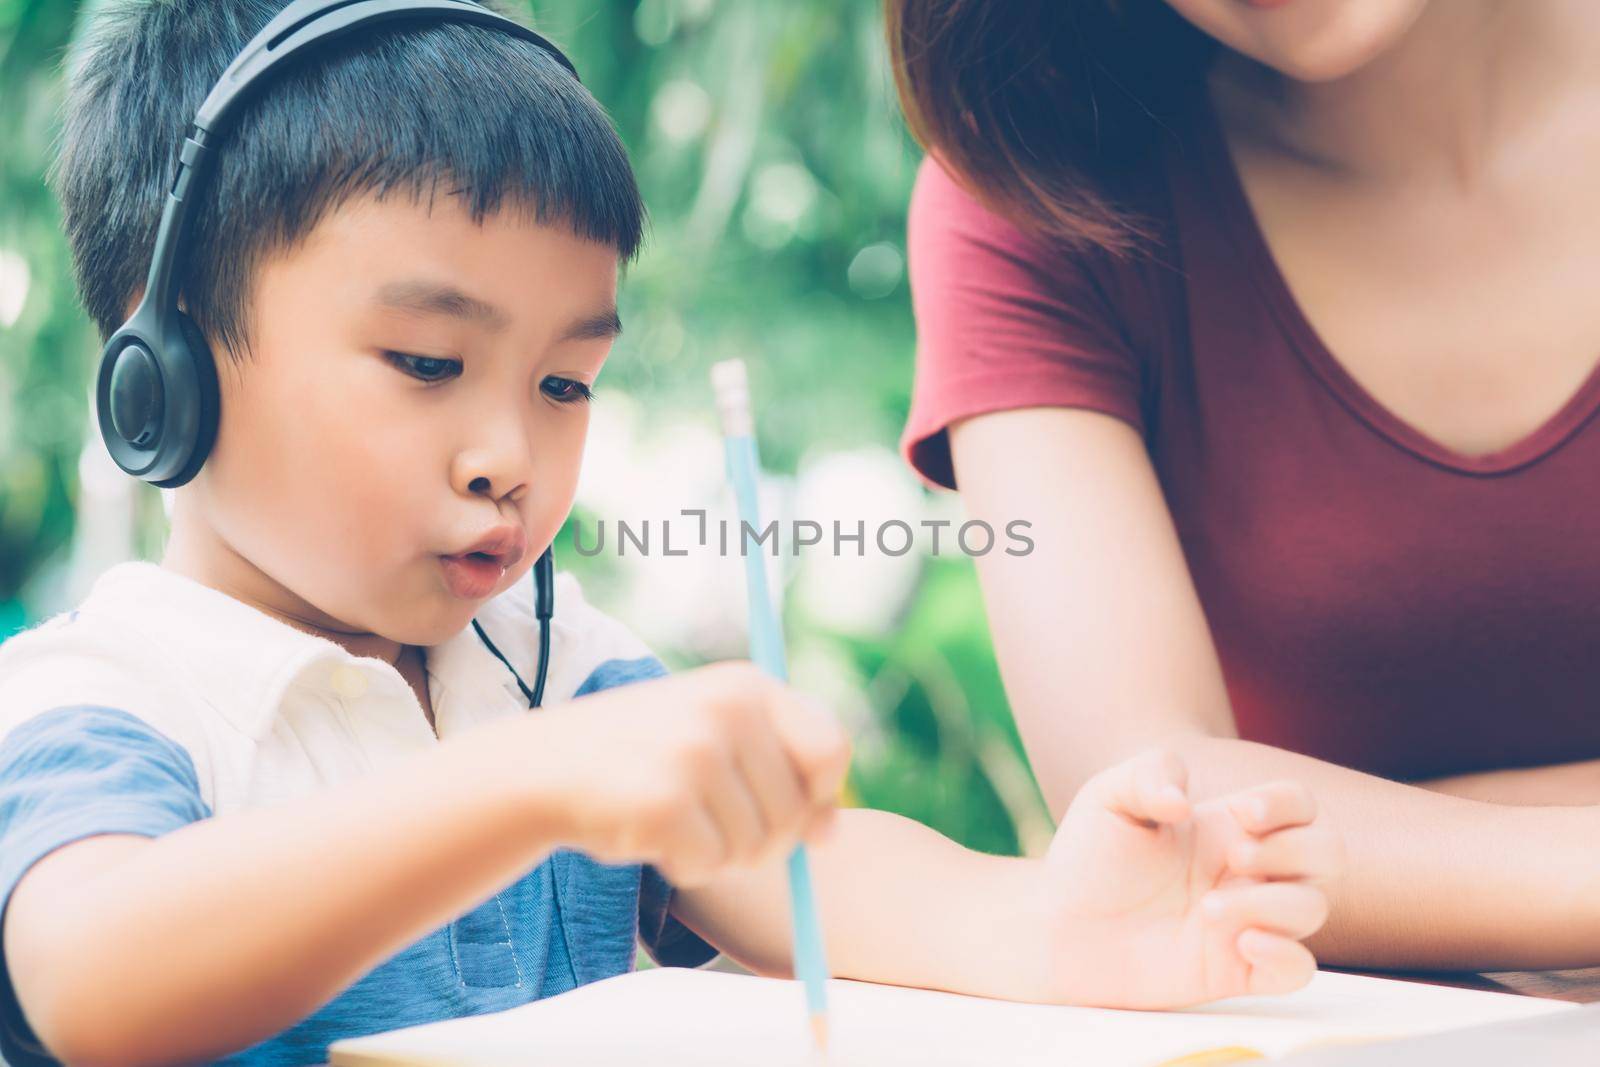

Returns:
95,0,568,706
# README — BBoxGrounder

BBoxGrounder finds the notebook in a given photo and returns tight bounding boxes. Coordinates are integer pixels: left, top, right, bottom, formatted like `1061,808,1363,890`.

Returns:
1276,1002,1600,1065
327,965,1577,1066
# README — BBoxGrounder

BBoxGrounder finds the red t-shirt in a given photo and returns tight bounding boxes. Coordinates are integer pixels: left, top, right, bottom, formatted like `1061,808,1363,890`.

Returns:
901,98,1600,782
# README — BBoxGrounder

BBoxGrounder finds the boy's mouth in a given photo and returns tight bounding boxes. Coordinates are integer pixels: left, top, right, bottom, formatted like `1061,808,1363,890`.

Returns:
439,525,527,600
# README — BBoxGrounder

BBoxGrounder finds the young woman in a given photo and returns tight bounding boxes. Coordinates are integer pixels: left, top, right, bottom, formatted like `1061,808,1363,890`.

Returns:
889,0,1600,971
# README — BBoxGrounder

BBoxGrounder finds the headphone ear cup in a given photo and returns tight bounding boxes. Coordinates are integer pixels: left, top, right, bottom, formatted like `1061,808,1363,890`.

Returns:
156,311,222,488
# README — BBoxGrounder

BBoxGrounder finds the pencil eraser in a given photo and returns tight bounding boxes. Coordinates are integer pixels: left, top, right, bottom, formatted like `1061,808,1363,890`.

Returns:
710,359,753,436
710,359,748,400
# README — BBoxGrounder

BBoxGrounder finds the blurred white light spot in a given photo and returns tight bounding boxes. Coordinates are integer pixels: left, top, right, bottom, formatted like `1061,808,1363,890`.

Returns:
793,447,925,637
634,0,677,46
846,242,904,300
679,0,716,23
0,250,30,328
645,309,687,364
750,163,816,226
651,79,711,144
575,393,642,521
742,162,818,250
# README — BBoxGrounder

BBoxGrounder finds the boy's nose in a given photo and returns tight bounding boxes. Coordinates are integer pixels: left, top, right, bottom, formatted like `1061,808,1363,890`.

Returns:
450,435,532,502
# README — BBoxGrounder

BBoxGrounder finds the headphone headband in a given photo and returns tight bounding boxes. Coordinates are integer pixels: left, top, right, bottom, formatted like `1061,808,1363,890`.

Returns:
140,0,578,335
197,0,577,135
99,0,580,487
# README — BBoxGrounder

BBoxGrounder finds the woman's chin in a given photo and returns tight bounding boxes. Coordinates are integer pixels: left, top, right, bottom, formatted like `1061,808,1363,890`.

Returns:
1193,0,1430,85
1259,34,1407,83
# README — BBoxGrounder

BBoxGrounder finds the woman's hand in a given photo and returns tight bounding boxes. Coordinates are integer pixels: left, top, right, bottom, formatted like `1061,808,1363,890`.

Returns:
1040,750,1344,1009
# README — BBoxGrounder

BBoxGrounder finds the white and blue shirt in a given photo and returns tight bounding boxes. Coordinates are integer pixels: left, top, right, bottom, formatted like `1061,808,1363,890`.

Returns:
0,562,715,1065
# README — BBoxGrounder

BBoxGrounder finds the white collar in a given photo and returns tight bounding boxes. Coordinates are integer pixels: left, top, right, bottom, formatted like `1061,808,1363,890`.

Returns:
79,562,536,741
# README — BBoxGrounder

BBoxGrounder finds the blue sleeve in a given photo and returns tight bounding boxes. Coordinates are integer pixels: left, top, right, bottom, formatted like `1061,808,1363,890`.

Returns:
572,657,719,969
638,864,719,969
570,655,674,699
0,706,211,1067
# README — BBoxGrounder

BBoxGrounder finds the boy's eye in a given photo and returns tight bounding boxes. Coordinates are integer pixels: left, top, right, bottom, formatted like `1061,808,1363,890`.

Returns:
386,351,461,382
541,376,596,405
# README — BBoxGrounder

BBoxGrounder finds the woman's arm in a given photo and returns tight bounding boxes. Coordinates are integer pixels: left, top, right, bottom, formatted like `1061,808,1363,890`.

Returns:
948,406,1600,972
1414,759,1600,806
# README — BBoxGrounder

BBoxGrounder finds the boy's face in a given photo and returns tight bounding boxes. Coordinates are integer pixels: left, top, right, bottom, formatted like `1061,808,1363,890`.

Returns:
180,192,620,648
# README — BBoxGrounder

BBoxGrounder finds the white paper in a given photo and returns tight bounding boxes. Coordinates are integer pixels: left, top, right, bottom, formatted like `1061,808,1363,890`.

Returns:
329,966,1576,1067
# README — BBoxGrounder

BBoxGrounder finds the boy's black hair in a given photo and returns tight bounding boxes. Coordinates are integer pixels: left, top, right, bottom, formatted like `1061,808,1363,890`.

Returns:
51,0,645,355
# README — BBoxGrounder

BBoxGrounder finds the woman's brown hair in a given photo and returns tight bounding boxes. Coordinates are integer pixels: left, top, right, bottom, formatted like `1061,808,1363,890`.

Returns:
887,0,1214,253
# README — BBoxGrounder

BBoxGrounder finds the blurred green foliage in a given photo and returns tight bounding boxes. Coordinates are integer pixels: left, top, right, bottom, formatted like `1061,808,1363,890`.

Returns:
0,0,1050,856
0,1,89,617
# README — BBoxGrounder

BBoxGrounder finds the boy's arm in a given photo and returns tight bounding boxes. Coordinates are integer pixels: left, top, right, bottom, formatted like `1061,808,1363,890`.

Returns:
6,710,562,1067
671,808,1060,1002
4,661,844,1067
673,751,1343,1010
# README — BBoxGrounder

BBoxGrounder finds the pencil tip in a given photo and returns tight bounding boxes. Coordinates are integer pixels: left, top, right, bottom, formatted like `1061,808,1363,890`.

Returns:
810,1013,829,1053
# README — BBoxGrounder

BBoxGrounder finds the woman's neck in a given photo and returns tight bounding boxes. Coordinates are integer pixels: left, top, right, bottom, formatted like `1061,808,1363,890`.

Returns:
1211,0,1600,188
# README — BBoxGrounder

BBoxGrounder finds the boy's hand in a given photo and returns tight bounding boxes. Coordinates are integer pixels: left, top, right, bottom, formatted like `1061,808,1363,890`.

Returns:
1040,750,1344,1009
532,661,849,887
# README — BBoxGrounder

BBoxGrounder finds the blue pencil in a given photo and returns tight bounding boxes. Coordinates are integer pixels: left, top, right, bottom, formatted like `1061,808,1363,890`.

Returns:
711,358,832,1052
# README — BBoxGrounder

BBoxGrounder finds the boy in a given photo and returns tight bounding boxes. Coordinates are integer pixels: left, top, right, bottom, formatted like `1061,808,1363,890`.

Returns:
0,2,1342,1064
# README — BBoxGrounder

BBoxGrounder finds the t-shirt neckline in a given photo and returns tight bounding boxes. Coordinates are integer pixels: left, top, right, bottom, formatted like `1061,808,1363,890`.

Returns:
1188,87,1600,478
